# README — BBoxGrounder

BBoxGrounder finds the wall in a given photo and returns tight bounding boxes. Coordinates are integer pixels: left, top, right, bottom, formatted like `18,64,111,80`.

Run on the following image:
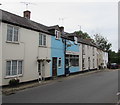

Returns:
2,23,51,86
103,51,108,68
51,36,65,76
82,44,98,71
66,40,80,73
38,32,51,78
0,22,2,86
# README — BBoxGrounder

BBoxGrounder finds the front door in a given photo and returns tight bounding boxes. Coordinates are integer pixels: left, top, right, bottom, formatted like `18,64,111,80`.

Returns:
38,61,45,78
52,57,57,77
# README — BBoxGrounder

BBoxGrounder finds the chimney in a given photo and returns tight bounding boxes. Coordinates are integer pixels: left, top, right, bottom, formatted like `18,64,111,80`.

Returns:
59,26,64,35
23,10,31,19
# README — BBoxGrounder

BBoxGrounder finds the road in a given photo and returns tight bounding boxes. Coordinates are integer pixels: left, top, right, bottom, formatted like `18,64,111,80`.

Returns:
2,70,118,103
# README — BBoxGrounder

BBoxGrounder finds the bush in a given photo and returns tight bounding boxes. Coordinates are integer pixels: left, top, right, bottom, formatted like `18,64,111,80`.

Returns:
9,78,20,87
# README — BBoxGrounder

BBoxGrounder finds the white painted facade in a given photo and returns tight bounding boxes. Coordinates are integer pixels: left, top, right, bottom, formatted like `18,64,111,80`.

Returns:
0,22,2,86
80,44,98,71
102,51,108,68
1,22,51,86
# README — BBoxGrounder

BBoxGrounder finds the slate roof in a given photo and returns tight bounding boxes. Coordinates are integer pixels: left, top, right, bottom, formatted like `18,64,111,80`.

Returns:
1,9,54,35
0,9,101,49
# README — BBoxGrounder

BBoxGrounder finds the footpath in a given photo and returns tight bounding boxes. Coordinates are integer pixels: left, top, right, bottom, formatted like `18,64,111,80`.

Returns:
1,69,118,96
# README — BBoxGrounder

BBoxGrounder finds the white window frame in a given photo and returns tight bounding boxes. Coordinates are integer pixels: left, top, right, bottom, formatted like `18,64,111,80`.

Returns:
7,25,19,43
93,59,95,68
58,58,62,68
5,60,23,78
39,33,46,46
55,30,60,40
93,47,95,56
74,37,78,45
82,58,85,69
82,45,85,55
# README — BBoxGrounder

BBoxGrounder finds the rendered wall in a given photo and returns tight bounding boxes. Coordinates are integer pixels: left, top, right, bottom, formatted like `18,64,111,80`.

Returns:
2,23,51,85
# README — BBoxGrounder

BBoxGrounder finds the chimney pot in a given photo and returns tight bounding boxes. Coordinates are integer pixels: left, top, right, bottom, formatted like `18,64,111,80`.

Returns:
23,10,31,19
60,26,64,35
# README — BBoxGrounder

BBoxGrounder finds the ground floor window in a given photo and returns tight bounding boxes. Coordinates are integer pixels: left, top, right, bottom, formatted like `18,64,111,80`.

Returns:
82,58,85,68
6,60,23,76
93,59,95,68
58,58,62,68
66,54,79,67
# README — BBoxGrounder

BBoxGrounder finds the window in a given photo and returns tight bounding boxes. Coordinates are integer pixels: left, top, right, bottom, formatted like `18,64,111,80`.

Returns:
74,37,78,44
93,59,95,68
6,60,23,77
55,30,60,39
82,45,85,55
39,33,46,46
58,58,62,68
93,47,95,56
82,58,85,68
7,25,19,42
66,55,79,67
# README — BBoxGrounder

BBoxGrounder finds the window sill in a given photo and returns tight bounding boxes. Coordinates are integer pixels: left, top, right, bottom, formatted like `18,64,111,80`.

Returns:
4,74,23,79
39,45,47,48
6,41,19,44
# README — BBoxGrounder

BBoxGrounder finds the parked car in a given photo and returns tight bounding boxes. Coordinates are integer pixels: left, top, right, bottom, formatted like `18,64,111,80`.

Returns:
110,63,118,69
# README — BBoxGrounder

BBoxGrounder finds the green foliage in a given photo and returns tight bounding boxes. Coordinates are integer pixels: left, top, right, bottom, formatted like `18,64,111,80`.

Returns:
75,31,91,39
9,78,20,87
108,50,120,64
93,34,112,51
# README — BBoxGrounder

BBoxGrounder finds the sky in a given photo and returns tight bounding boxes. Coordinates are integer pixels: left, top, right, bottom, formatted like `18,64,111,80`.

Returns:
0,0,118,52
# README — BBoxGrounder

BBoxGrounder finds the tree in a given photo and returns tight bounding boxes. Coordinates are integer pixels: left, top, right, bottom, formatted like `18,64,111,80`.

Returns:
93,34,112,52
75,31,91,39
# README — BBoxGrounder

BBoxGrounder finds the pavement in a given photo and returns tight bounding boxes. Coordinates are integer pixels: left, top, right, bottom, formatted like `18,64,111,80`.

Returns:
1,69,118,96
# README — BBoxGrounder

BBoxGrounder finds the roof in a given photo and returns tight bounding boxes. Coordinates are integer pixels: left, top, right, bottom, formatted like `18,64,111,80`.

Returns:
0,9,105,51
1,9,55,35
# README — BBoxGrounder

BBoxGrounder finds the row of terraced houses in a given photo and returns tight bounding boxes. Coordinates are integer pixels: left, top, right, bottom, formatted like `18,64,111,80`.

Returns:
0,9,108,86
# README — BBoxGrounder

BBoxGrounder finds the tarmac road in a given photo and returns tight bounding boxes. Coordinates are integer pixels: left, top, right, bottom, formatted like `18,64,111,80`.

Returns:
2,70,118,103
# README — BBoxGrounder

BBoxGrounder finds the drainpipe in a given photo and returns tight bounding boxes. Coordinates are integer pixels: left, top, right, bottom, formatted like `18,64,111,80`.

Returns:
64,39,66,76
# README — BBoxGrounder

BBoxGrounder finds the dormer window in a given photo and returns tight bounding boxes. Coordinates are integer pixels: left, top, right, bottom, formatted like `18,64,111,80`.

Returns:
55,30,60,39
74,37,78,44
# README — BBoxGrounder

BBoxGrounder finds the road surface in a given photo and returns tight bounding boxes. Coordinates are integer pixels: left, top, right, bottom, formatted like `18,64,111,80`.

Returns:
2,70,118,103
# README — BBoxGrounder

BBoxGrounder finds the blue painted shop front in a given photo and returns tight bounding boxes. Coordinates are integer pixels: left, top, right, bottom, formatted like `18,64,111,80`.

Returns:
50,36,65,77
66,40,80,74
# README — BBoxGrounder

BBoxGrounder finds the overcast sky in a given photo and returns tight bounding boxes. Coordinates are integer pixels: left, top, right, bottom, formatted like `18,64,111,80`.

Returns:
0,0,118,52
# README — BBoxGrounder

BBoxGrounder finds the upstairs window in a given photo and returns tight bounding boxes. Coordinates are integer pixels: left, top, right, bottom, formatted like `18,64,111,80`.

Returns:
93,47,95,56
39,33,46,46
55,30,60,39
82,45,85,55
7,25,19,42
74,37,78,44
